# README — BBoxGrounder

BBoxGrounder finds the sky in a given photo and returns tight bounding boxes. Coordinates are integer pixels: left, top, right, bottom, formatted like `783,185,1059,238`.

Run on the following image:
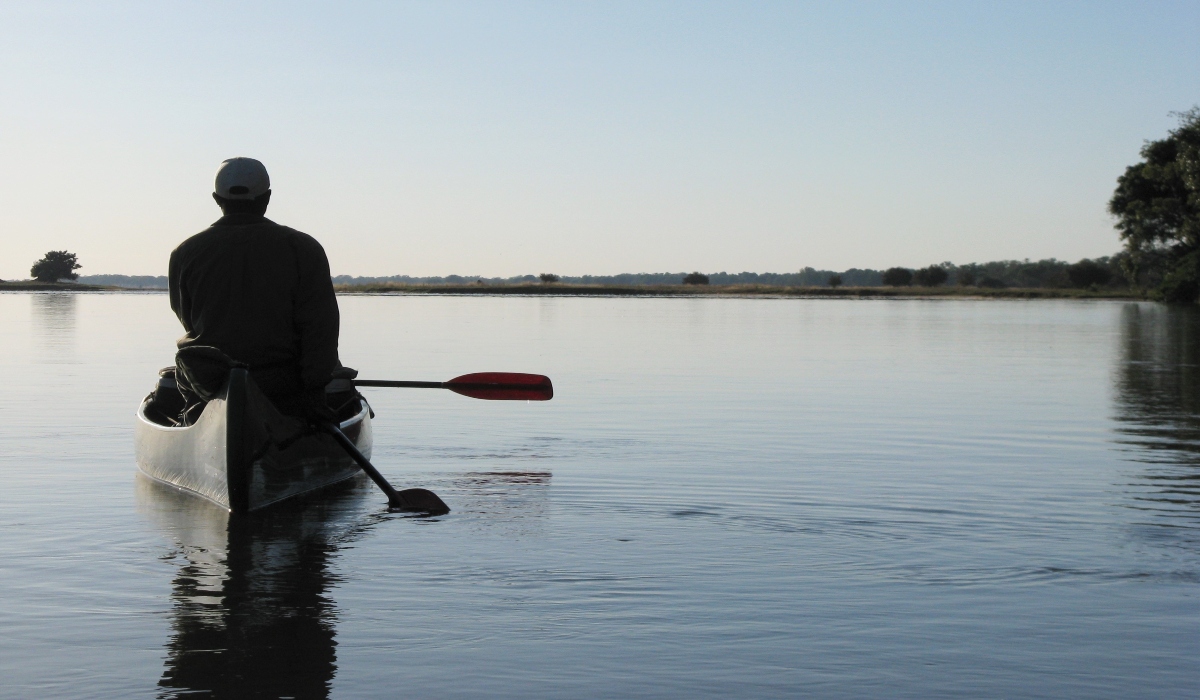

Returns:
1,1,1198,279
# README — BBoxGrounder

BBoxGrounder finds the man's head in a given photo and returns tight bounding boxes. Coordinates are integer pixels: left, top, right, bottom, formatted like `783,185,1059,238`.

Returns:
213,157,272,216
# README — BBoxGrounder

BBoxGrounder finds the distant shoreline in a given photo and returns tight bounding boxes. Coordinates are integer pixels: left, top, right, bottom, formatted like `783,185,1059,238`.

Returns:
0,280,1148,300
333,282,1145,300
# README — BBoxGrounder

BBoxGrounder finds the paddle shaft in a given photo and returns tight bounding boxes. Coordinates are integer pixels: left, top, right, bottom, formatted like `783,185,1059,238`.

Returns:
355,380,445,389
320,423,403,502
320,424,450,514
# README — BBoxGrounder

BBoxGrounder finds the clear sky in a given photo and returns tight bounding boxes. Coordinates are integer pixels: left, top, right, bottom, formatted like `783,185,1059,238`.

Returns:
1,1,1197,279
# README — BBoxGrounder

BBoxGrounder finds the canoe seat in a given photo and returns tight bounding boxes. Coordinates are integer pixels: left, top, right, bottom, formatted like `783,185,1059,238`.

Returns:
143,367,187,427
142,367,366,427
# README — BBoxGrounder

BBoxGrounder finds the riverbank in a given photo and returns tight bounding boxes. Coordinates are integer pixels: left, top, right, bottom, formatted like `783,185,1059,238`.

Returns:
333,282,1148,300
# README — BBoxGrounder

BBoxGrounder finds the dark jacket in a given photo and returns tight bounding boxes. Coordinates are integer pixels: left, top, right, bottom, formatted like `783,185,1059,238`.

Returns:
169,214,340,398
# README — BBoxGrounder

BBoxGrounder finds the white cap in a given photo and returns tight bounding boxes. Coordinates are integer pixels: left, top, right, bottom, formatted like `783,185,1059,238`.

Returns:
214,157,270,200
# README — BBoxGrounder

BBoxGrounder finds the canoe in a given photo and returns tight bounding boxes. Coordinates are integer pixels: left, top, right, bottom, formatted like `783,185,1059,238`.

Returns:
135,368,373,513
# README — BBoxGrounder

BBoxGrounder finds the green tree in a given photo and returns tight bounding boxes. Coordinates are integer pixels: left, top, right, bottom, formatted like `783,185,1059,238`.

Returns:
538,273,560,283
882,267,912,287
682,272,709,285
31,250,81,282
1110,107,1200,300
913,265,948,287
1066,259,1112,288
828,274,843,288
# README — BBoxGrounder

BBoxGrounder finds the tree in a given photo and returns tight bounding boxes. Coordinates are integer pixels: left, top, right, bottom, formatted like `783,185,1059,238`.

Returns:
539,273,560,283
31,250,81,282
882,267,913,287
828,274,843,288
1156,250,1200,302
682,272,709,285
956,267,977,286
913,265,949,287
1110,107,1200,300
1066,259,1112,288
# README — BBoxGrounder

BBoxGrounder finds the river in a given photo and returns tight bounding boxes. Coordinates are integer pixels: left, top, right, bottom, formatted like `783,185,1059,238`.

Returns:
1,292,1197,698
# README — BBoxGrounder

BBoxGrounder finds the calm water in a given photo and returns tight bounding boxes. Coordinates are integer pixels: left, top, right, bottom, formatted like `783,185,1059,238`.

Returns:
1,292,1198,698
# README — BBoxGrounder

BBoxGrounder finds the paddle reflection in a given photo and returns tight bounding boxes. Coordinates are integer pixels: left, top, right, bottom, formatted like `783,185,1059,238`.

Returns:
137,476,376,699
451,471,552,535
1113,303,1200,533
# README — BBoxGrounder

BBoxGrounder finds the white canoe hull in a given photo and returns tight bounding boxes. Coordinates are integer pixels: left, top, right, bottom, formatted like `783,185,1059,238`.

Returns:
135,369,372,513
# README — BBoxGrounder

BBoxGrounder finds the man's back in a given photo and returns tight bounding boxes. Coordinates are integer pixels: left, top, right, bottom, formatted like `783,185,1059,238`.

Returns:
169,213,340,398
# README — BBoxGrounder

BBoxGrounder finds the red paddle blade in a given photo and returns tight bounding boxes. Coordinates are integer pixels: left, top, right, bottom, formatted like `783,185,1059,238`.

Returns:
446,372,554,401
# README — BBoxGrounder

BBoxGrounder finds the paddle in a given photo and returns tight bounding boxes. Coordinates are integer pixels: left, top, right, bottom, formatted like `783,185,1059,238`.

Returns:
329,372,551,515
354,372,554,401
320,423,451,516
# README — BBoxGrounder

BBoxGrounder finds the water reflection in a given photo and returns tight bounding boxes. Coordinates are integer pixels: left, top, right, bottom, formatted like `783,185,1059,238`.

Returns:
137,477,375,699
30,292,77,363
451,471,552,535
1113,303,1200,531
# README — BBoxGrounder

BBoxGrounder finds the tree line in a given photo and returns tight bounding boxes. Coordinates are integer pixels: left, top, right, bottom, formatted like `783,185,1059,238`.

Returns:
876,257,1123,289
61,259,1133,290
326,259,1124,289
17,256,1150,293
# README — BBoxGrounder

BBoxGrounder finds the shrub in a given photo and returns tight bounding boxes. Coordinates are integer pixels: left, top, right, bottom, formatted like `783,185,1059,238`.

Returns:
978,276,1006,288
682,272,709,285
913,266,949,287
828,274,843,288
882,267,913,287
31,251,81,282
539,273,560,284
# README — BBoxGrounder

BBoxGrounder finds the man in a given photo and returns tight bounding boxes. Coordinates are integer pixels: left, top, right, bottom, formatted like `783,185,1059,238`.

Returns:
169,157,340,421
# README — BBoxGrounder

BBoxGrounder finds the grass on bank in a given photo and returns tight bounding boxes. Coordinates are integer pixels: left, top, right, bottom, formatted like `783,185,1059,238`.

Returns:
0,280,114,291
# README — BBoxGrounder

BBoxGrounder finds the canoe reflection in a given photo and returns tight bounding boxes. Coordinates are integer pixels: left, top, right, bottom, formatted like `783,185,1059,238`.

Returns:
137,474,376,700
1114,304,1200,531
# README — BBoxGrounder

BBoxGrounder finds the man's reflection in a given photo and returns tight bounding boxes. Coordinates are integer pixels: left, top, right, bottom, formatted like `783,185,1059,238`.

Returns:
138,477,375,699
1113,303,1200,526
